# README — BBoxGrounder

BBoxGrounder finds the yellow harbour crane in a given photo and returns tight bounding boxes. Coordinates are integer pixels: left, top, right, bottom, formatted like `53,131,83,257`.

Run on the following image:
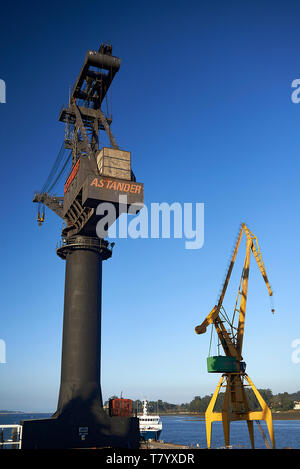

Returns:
195,223,275,449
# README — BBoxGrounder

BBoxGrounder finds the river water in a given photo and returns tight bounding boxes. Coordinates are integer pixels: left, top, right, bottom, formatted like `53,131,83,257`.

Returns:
0,413,299,449
160,415,300,449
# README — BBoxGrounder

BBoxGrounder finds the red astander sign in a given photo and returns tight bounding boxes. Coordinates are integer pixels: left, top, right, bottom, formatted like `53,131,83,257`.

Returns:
82,175,144,207
90,177,142,195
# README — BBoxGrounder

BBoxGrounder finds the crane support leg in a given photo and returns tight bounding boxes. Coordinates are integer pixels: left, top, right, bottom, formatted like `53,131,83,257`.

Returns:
246,420,255,449
222,383,231,448
245,374,276,449
204,373,275,449
205,376,224,449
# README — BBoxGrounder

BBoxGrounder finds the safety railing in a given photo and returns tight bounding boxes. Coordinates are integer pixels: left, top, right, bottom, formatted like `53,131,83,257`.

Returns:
0,425,22,449
56,236,114,251
56,235,114,261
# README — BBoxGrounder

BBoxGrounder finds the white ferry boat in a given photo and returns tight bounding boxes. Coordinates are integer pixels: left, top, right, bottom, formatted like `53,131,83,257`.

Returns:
138,400,162,441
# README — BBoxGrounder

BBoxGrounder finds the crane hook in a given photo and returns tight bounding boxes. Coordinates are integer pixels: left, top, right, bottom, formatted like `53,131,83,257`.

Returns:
37,206,45,227
270,295,275,314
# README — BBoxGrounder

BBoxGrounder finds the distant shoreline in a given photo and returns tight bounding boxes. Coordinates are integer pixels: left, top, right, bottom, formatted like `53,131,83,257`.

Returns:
0,412,24,415
159,411,300,420
1,411,300,420
271,412,300,421
0,412,51,415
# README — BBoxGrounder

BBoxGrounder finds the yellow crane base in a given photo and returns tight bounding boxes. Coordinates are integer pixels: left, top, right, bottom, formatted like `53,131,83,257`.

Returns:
205,373,275,449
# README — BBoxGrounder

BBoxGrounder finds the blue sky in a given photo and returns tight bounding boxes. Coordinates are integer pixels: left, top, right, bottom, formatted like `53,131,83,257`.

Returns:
0,0,300,412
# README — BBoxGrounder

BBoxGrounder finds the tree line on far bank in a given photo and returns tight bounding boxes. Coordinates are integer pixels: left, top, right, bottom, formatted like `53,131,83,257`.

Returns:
106,390,300,413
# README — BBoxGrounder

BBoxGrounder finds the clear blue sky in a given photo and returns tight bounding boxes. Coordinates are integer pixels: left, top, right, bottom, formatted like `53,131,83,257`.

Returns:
0,0,300,412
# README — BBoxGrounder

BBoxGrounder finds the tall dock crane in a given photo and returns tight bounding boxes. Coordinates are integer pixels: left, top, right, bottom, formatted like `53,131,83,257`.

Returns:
22,44,144,449
195,223,275,449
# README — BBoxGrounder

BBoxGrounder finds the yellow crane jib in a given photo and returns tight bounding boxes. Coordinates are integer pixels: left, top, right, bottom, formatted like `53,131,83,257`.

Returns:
195,223,276,449
195,306,219,335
